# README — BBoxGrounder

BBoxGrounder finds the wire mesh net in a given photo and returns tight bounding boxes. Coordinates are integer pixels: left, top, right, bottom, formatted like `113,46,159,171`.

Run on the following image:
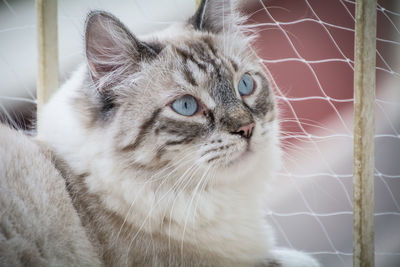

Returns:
246,1,400,266
0,0,399,266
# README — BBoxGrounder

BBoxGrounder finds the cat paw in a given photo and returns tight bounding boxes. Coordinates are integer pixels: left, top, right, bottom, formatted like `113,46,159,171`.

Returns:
261,248,320,267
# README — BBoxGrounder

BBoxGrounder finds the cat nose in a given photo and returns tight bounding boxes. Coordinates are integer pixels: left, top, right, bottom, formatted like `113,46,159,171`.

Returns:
232,123,255,139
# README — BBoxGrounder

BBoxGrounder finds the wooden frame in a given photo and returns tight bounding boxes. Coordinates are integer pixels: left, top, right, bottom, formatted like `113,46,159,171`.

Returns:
353,0,377,266
36,0,58,115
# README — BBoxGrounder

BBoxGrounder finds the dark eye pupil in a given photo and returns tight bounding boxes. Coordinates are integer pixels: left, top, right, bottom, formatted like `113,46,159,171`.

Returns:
238,74,254,96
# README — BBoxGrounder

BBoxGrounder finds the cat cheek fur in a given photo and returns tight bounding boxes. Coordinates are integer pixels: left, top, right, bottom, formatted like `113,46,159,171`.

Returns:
37,0,319,266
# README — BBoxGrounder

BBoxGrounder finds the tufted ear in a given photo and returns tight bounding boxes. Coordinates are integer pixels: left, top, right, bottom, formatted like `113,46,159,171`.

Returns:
85,11,161,82
189,0,236,33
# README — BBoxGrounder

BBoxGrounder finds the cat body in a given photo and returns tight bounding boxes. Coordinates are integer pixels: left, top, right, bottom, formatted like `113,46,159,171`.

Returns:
0,125,100,266
0,0,319,266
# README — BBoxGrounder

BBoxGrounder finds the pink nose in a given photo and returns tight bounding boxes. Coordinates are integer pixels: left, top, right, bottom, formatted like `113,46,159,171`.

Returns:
234,123,255,139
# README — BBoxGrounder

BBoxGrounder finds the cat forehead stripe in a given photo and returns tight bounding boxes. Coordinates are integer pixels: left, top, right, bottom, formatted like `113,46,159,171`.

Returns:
175,46,208,72
174,39,240,89
181,65,198,86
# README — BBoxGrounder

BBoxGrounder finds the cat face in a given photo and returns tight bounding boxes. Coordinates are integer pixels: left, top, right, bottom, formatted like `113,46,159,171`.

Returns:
81,1,278,183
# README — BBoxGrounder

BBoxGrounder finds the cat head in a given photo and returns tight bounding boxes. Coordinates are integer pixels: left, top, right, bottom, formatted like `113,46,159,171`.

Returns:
42,0,279,186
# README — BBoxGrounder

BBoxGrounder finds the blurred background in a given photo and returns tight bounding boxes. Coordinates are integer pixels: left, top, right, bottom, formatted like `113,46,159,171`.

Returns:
0,0,399,266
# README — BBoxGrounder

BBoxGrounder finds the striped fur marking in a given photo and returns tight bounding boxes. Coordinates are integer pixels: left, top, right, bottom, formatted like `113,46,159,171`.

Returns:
120,108,162,152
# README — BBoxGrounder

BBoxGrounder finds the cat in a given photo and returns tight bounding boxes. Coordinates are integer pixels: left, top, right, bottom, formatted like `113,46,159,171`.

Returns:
0,0,319,266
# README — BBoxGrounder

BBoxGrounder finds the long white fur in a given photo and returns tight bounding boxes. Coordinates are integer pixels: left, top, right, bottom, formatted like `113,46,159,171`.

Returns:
37,8,320,267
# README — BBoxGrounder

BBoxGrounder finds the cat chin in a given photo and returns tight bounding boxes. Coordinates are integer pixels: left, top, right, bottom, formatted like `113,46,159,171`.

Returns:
225,142,254,166
209,148,276,186
212,148,253,172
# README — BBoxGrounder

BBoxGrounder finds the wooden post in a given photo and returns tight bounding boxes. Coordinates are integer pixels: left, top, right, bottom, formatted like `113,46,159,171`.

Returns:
353,0,377,267
36,0,58,115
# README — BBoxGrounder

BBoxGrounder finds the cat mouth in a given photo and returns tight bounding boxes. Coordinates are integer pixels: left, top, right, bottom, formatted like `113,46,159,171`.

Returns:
200,135,255,168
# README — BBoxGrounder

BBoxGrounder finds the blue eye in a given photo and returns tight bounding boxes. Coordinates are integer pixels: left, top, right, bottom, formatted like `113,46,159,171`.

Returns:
171,95,198,116
238,73,254,96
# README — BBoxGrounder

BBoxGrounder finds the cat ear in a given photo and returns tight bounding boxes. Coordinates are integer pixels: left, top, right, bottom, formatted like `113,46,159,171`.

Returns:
189,0,236,33
85,11,160,80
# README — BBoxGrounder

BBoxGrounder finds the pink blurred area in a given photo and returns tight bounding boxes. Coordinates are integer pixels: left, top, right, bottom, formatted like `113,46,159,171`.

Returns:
252,0,354,135
243,1,400,267
246,0,398,138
